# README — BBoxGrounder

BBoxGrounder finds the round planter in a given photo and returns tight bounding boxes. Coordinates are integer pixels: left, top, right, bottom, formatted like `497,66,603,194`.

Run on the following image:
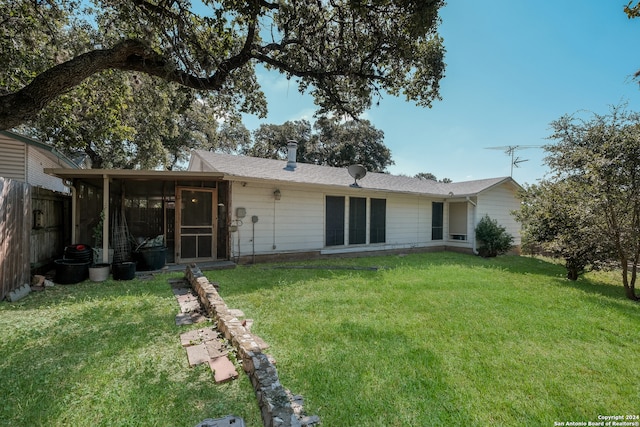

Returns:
89,264,110,282
112,262,136,281
55,259,90,284
134,246,167,271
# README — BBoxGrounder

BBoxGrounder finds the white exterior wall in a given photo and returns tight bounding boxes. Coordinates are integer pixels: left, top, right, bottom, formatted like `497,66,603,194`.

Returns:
26,146,70,193
476,182,522,245
228,181,459,257
229,182,325,258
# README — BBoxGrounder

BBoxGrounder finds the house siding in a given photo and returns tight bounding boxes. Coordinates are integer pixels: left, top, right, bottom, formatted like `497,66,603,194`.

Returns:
26,146,70,193
477,182,521,245
230,182,324,257
0,136,26,181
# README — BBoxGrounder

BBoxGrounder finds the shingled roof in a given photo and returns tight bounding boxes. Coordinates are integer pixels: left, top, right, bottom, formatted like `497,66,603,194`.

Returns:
191,150,519,197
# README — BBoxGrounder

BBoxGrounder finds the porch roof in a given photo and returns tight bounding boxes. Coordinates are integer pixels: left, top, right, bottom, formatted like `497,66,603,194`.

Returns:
44,168,224,182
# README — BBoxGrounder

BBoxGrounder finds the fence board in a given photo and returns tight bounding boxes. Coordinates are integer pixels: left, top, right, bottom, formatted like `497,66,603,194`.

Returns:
0,177,31,300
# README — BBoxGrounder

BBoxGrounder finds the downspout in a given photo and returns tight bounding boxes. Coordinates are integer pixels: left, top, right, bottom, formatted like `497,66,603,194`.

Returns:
63,179,77,244
466,196,478,255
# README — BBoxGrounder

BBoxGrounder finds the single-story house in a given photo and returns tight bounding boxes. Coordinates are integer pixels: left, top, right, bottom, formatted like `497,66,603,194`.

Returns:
187,143,522,262
45,143,521,267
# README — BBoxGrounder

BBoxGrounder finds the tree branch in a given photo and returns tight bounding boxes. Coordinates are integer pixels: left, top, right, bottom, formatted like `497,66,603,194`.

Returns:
0,38,257,130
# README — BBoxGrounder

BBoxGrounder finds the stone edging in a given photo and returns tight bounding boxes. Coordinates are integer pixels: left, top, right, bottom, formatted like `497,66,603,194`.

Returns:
185,264,320,427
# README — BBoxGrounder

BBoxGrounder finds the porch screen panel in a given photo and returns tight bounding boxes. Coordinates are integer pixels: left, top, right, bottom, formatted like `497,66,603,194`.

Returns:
181,236,197,258
326,196,345,246
349,197,366,245
432,202,444,240
197,235,213,258
370,198,386,244
182,191,213,225
180,190,214,259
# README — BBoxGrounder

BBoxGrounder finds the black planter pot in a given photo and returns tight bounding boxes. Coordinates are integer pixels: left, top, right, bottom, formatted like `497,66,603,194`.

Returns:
133,247,167,271
112,262,136,280
55,259,90,284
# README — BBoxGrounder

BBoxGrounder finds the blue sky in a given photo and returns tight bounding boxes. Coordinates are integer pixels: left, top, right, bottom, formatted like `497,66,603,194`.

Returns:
241,1,640,185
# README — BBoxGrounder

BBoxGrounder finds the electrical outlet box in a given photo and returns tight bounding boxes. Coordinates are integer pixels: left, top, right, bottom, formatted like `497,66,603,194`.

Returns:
236,207,246,218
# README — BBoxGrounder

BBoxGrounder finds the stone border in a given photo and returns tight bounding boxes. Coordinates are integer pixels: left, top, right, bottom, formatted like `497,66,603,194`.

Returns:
185,264,320,427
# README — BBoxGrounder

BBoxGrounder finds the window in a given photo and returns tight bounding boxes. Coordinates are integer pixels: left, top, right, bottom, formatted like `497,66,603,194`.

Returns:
325,196,387,247
349,197,366,244
370,198,386,243
326,196,345,246
432,202,443,240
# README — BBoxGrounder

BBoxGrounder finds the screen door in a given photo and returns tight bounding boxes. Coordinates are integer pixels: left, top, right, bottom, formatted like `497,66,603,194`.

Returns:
177,188,216,262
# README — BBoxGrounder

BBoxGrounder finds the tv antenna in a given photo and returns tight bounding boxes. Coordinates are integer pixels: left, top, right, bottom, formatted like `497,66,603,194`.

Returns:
485,145,541,177
348,164,367,188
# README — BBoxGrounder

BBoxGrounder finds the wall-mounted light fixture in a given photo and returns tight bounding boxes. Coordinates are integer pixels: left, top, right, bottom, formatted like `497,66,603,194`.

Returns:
273,189,282,200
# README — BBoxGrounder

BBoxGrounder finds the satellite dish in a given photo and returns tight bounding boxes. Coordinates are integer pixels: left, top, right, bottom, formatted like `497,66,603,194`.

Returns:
348,164,367,188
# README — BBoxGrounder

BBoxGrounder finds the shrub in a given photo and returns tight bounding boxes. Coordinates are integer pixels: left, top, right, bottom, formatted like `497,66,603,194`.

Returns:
475,214,514,257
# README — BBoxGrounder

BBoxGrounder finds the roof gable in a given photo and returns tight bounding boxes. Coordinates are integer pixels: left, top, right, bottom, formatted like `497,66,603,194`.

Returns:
0,130,79,169
191,150,518,197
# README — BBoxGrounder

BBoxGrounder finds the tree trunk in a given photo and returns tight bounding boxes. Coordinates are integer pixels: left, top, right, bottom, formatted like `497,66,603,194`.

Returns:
567,268,579,281
624,284,639,301
626,263,639,301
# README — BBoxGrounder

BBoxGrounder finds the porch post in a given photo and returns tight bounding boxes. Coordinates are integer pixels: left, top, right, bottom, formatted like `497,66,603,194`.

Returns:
102,174,110,263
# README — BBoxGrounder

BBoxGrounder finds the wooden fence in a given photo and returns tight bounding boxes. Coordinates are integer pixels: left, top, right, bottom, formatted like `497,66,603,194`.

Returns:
31,186,70,272
0,177,31,301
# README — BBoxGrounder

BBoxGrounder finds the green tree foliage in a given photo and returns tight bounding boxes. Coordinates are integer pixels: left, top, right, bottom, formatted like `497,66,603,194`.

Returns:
515,180,612,280
243,117,394,172
415,172,437,181
0,0,446,131
415,172,452,182
22,72,232,169
243,120,314,161
474,214,514,257
518,106,640,300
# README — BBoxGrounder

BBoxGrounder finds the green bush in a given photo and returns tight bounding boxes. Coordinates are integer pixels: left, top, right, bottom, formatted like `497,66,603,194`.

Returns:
475,214,514,257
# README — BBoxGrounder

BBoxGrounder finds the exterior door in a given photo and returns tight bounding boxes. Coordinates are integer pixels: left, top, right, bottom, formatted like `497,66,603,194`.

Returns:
176,188,216,263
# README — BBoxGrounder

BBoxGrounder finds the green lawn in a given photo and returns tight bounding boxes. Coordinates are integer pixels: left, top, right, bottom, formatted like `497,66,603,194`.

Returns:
0,273,261,427
211,252,640,426
1,253,638,427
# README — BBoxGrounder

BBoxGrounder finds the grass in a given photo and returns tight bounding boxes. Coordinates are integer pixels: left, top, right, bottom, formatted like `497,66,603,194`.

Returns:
209,252,640,426
0,273,261,427
2,253,638,426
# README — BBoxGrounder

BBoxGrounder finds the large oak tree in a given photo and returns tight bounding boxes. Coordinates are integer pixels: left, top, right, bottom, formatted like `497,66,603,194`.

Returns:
0,0,446,131
242,117,393,172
